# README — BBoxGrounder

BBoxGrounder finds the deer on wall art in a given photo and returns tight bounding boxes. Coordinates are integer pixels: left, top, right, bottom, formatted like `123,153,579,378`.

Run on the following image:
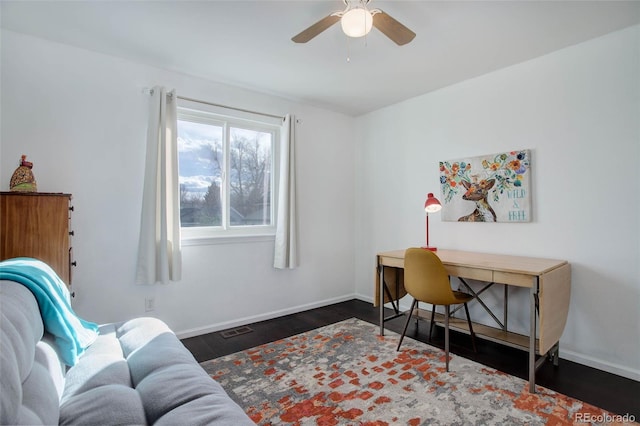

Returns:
458,177,497,222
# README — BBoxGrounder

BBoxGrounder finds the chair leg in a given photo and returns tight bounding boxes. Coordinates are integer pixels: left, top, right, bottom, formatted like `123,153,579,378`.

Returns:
444,305,450,372
429,304,436,342
463,302,477,353
397,299,417,351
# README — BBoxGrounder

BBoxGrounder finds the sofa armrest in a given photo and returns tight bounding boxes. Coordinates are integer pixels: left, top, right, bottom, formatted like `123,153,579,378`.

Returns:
1,280,63,425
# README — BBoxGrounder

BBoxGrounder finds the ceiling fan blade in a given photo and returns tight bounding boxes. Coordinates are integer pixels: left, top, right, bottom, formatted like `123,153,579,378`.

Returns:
292,14,341,43
373,10,416,46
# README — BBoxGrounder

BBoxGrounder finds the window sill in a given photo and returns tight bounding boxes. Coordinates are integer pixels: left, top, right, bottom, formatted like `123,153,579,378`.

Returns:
181,234,275,246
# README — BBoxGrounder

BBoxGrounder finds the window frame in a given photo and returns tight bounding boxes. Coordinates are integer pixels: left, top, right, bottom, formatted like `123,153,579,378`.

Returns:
177,106,280,244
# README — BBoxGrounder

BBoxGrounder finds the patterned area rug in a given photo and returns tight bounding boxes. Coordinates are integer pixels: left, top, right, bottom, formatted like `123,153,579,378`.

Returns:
200,318,632,425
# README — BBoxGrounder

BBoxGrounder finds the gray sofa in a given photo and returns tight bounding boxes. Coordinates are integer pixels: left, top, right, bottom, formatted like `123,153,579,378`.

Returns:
0,279,254,425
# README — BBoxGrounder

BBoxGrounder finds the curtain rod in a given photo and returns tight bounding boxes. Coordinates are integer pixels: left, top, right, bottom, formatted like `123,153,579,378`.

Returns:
144,88,284,120
176,95,284,121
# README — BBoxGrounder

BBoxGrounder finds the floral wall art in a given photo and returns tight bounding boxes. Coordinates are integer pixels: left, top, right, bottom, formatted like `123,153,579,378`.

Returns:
439,150,531,222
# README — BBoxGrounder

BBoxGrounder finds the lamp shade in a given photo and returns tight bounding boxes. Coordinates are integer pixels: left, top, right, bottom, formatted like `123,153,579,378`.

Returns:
423,193,441,251
341,8,374,38
424,193,442,213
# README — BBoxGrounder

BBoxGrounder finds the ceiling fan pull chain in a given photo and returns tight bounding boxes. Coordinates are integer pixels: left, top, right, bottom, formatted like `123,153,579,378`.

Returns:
345,35,352,63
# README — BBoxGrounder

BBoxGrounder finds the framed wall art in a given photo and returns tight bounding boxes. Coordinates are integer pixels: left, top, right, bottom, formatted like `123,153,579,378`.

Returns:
439,150,531,222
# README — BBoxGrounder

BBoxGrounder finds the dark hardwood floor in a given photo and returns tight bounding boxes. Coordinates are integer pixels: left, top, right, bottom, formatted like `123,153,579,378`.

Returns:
181,299,639,420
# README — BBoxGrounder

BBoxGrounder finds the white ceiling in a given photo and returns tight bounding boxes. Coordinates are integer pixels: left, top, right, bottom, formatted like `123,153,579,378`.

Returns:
2,0,639,116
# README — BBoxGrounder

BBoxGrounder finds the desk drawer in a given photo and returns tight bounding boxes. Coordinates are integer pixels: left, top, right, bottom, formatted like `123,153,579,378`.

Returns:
494,271,533,287
446,265,492,281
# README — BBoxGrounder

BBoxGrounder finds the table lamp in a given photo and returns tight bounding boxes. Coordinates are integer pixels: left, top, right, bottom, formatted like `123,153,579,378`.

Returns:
423,193,442,251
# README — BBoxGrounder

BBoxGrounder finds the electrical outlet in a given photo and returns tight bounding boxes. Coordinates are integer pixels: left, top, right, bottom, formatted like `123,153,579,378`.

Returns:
145,297,155,312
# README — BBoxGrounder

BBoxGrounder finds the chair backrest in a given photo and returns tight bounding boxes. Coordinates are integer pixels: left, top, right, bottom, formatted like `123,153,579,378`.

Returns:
404,248,457,305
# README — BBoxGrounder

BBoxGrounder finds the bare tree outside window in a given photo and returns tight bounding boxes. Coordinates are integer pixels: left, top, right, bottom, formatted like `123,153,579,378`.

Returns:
177,114,274,231
229,127,271,226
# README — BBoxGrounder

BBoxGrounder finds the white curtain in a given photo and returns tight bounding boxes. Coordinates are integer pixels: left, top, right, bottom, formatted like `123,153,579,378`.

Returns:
136,86,182,284
274,114,299,269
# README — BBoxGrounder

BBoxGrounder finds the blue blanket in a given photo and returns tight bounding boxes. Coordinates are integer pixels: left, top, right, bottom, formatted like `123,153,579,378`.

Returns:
0,258,98,366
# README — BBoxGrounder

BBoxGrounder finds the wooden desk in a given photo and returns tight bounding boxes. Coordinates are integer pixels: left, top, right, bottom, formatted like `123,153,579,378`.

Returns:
375,249,571,393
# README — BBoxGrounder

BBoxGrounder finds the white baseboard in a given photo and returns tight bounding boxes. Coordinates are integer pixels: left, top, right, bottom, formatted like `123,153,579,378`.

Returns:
353,293,640,382
176,293,357,339
559,349,640,381
355,292,412,311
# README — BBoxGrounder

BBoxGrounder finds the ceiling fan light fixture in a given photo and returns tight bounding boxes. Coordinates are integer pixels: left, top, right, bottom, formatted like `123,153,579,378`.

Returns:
291,0,415,46
340,8,373,38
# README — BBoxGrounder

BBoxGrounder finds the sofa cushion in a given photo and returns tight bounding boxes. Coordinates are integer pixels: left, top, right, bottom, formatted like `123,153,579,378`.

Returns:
60,330,133,401
36,335,66,398
154,388,257,426
59,385,147,425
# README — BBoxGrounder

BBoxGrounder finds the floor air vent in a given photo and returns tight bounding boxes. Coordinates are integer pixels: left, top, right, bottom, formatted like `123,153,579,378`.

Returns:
220,326,253,339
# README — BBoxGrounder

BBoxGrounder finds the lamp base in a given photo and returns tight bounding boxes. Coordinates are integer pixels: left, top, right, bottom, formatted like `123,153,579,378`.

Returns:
421,246,438,251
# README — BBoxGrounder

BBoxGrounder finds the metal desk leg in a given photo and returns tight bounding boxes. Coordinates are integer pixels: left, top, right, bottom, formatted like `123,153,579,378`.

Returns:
379,263,385,336
529,278,538,393
504,285,508,331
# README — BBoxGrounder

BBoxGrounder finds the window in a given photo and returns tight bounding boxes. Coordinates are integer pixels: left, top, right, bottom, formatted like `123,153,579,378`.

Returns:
177,108,279,240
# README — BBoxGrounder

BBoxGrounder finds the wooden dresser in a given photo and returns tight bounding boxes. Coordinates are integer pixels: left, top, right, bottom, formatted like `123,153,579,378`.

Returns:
0,192,75,285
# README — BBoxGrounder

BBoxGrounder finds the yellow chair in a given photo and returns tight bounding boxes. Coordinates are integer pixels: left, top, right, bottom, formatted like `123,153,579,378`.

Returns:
396,248,477,371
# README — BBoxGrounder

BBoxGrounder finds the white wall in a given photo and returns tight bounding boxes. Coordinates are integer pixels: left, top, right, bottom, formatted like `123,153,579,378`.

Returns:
0,30,356,336
354,25,640,380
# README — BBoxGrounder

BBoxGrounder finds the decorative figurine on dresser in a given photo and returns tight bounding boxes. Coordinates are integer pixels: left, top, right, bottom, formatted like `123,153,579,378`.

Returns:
9,155,38,192
1,155,75,286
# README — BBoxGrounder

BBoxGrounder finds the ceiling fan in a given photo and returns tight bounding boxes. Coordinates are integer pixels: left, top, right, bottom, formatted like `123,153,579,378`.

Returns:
292,0,416,46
